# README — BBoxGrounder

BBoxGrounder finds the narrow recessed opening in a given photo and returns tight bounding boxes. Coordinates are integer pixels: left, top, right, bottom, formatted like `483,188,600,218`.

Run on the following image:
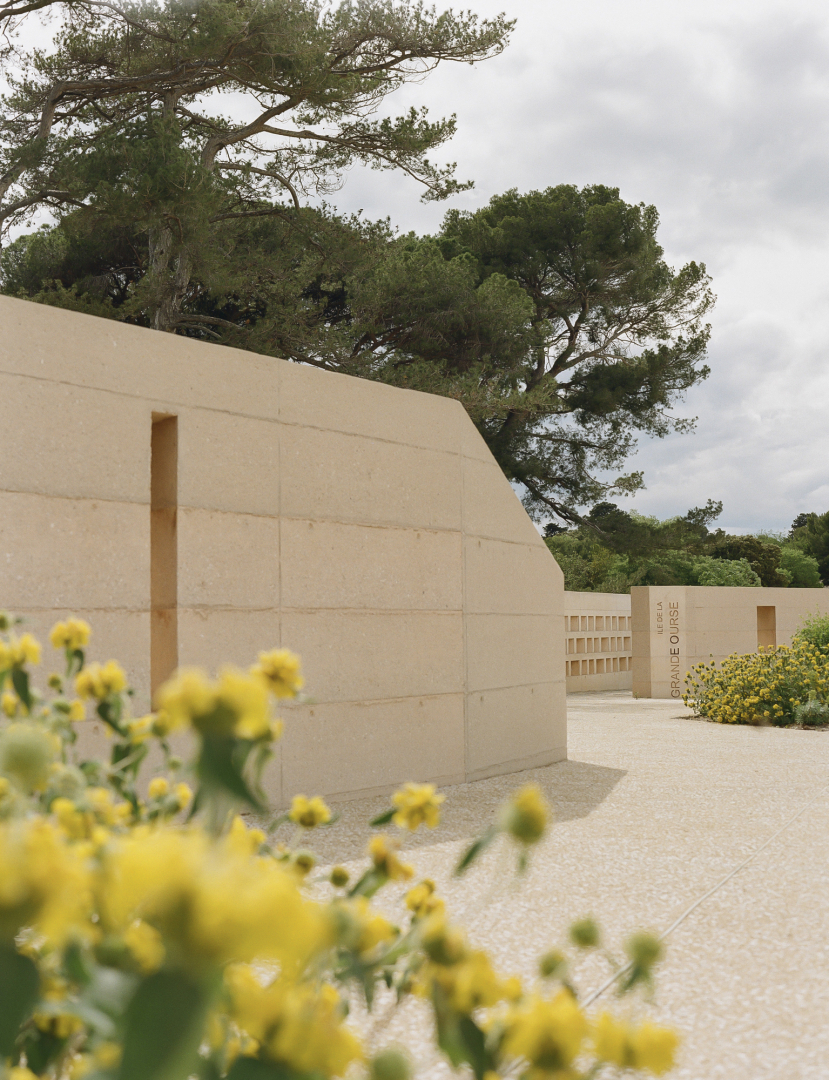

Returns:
151,415,178,697
757,605,776,651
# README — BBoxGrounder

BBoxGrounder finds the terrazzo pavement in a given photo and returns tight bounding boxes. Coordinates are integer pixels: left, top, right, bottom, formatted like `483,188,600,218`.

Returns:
277,692,829,1080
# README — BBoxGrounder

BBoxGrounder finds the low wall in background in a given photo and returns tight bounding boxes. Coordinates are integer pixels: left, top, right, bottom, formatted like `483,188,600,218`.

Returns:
564,591,632,692
631,585,829,699
0,296,566,804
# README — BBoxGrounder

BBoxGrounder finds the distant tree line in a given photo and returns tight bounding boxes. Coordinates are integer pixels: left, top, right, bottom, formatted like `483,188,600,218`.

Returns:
545,502,828,592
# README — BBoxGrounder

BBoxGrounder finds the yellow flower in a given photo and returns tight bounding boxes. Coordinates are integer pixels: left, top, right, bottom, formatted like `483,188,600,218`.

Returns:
593,1014,678,1076
175,782,193,809
405,879,444,918
68,1055,91,1080
391,782,445,831
75,660,127,700
2,633,42,668
69,699,86,722
126,715,152,742
368,834,414,881
0,817,92,943
251,648,304,698
2,690,18,717
52,797,90,840
629,1022,679,1075
226,966,362,1077
593,1012,629,1067
156,667,272,740
216,667,271,740
332,896,396,956
501,990,588,1074
148,777,169,799
94,1043,123,1069
49,618,91,652
500,784,550,845
124,919,165,973
155,669,213,730
10,1067,40,1080
96,826,329,969
224,815,266,857
427,949,505,1013
289,794,332,828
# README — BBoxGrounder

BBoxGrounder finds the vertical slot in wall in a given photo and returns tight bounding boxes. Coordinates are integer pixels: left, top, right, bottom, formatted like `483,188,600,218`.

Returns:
757,606,776,651
151,414,178,696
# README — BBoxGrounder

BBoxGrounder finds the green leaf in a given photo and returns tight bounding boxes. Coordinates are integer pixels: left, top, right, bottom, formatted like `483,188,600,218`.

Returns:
434,1003,466,1068
117,970,207,1080
63,941,92,986
347,866,386,900
458,1016,490,1080
369,808,396,827
197,734,264,811
11,667,32,711
454,826,498,875
225,1057,295,1080
248,741,274,806
19,1027,68,1073
0,943,39,1055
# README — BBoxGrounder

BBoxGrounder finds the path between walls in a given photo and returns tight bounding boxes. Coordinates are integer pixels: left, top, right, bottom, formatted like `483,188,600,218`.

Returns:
274,691,829,1080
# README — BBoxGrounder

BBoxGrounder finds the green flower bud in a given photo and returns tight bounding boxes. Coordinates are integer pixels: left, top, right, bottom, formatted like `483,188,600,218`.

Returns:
569,917,600,949
330,866,350,888
370,1049,411,1080
625,931,662,970
0,722,56,792
538,949,567,978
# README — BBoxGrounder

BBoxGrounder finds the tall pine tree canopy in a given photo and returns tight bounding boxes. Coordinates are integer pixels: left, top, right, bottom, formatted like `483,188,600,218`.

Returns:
0,0,511,330
1,4,714,522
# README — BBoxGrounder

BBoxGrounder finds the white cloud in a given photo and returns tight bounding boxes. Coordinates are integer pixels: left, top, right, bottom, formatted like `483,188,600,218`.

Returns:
326,0,829,531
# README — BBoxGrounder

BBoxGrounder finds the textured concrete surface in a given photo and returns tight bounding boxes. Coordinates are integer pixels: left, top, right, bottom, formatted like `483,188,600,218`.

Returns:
1,295,565,799
296,692,829,1080
631,584,829,699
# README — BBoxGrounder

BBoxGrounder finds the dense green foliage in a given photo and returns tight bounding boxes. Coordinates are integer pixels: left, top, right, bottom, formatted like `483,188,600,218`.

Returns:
3,183,714,522
545,501,824,592
788,511,829,585
0,0,713,522
385,186,714,521
0,0,510,336
794,611,829,650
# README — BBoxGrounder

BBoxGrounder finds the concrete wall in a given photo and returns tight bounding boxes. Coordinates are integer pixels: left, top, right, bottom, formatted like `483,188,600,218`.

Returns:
0,296,566,803
564,592,632,692
631,585,829,699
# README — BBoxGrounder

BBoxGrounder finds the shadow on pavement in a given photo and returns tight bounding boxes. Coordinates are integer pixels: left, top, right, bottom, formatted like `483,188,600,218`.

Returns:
277,757,627,864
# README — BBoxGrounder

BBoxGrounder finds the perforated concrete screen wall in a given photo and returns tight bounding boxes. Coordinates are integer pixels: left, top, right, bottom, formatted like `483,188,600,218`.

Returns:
564,592,632,692
631,585,829,699
0,296,566,803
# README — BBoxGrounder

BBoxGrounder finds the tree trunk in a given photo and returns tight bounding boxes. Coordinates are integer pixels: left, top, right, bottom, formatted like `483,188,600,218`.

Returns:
148,224,191,332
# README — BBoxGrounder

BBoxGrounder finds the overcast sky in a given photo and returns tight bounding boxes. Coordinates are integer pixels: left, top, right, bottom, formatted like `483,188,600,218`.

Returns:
324,0,829,533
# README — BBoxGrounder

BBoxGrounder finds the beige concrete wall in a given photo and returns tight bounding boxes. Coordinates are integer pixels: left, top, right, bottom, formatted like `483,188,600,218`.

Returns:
0,296,565,803
564,592,632,692
631,585,829,699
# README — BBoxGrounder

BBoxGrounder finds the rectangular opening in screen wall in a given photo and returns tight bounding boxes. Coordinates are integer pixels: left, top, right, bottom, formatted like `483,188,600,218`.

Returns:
151,414,178,695
757,605,776,651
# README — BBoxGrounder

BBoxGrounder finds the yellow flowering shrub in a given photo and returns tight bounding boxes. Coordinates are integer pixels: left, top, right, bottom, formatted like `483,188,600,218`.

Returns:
0,612,679,1080
684,636,829,725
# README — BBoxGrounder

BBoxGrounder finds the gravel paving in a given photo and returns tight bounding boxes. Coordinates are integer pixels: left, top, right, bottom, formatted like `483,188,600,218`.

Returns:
282,692,829,1080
